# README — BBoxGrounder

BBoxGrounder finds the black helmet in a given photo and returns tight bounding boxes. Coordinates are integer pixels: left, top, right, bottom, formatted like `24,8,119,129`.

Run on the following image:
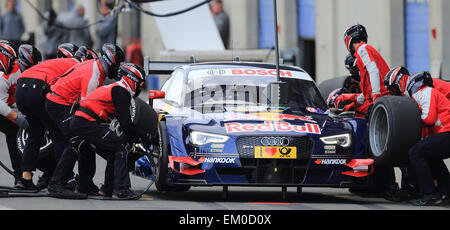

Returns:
57,43,79,58
344,54,359,80
0,40,17,75
343,24,368,54
384,66,410,96
17,44,42,72
406,71,433,97
74,46,98,61
99,43,125,80
118,63,146,98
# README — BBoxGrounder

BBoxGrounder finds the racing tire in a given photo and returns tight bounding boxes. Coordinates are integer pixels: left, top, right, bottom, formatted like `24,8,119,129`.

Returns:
130,97,158,139
152,121,190,192
368,96,422,167
317,76,348,100
16,128,53,160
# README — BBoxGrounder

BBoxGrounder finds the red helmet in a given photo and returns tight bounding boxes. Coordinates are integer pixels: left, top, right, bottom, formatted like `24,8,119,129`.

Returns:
384,66,410,96
57,43,79,58
18,44,42,72
118,63,146,98
0,40,17,75
343,24,368,54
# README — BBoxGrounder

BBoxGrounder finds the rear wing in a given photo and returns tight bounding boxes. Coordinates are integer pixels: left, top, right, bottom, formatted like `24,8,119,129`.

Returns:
143,56,193,76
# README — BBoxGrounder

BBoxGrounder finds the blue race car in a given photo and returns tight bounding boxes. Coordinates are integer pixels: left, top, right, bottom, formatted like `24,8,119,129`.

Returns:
134,61,375,193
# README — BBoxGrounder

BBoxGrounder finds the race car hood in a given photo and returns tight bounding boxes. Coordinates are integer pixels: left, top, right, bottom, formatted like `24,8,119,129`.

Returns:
173,107,350,137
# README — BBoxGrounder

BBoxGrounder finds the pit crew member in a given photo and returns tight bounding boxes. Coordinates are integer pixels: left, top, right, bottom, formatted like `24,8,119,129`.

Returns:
406,73,450,206
70,63,157,199
0,40,26,187
15,44,84,190
46,43,124,197
342,24,390,118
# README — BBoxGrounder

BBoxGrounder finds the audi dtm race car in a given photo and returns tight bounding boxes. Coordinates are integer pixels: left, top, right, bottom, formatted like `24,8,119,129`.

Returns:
133,61,375,193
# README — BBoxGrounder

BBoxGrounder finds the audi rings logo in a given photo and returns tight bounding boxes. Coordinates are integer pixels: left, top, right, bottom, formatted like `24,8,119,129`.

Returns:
207,69,226,76
260,137,290,146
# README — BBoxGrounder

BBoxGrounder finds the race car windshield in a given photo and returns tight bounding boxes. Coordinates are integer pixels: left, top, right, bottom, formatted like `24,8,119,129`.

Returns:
185,75,327,113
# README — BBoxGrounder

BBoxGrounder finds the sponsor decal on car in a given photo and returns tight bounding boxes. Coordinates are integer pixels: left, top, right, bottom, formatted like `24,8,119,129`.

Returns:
314,158,347,165
324,145,337,154
231,69,293,77
254,146,297,159
225,121,321,134
202,157,236,164
225,113,316,123
210,144,225,148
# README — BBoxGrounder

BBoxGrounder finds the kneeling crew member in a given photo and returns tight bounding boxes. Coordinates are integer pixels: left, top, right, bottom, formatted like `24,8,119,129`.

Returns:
46,43,124,195
71,63,157,199
406,74,450,206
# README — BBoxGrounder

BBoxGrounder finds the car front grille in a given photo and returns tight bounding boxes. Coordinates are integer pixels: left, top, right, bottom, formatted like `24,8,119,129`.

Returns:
236,135,314,159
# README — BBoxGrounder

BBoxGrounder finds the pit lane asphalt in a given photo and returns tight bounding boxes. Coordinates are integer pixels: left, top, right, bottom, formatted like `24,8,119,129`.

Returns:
0,134,448,211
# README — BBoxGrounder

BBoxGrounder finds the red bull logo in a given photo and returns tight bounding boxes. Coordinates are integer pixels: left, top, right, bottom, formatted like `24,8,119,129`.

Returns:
225,112,316,123
225,121,321,134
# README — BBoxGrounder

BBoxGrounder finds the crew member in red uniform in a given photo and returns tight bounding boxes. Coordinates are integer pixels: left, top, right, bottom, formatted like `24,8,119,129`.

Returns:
15,43,84,190
71,63,157,199
341,25,399,200
341,24,390,119
406,74,450,206
46,43,124,197
0,40,27,188
385,67,450,100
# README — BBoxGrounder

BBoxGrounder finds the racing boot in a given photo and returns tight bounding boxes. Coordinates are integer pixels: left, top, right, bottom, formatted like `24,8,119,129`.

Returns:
112,188,137,199
75,181,100,196
99,184,112,197
48,182,87,199
16,176,38,191
36,176,50,190
409,193,445,206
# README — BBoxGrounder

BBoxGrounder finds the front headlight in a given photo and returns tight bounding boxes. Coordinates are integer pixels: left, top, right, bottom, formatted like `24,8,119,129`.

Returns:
320,133,351,147
190,131,230,146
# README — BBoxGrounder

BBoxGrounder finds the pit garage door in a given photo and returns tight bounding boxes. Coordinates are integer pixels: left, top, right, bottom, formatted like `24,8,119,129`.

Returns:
258,0,275,48
405,0,430,74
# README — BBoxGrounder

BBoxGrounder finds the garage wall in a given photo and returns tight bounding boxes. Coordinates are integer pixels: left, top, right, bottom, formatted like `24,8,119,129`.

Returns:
315,0,404,84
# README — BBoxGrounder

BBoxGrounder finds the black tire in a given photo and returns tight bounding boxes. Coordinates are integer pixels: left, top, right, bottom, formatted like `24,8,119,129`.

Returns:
130,97,158,139
368,96,422,167
16,128,53,160
317,76,348,100
151,121,190,192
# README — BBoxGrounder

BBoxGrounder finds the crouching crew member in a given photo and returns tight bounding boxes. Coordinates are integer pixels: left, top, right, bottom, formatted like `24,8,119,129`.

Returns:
46,43,124,197
0,40,27,187
15,44,82,190
406,74,450,206
71,63,157,199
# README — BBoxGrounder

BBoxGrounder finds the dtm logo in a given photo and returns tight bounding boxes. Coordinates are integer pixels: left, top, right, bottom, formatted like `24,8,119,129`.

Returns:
314,159,347,165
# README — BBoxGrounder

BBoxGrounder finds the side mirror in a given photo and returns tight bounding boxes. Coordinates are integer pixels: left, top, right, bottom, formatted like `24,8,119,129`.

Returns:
148,90,165,107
